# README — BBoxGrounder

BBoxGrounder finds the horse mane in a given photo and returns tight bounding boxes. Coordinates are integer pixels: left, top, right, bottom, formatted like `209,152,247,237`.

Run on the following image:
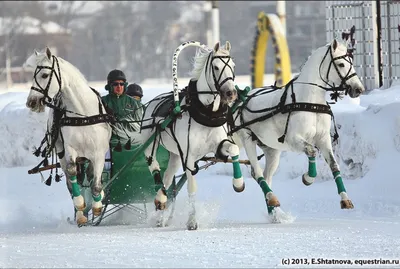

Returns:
57,57,89,85
25,51,89,87
189,46,213,79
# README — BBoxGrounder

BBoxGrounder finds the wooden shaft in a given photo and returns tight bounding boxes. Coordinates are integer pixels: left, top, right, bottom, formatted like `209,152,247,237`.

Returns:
28,163,61,174
199,156,250,165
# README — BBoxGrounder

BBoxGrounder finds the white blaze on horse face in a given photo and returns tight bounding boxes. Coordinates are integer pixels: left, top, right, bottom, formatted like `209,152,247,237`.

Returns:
329,40,365,98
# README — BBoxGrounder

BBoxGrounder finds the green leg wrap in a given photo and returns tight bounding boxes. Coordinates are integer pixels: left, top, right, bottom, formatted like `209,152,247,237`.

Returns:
257,177,272,195
267,205,275,214
70,175,81,197
232,155,242,179
257,177,275,214
92,193,102,202
333,171,346,194
308,157,317,178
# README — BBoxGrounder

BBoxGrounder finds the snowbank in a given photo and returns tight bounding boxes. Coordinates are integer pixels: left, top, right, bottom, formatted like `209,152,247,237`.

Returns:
1,84,400,186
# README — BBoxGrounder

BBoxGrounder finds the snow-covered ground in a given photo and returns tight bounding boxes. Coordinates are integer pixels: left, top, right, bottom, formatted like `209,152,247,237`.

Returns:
1,81,400,268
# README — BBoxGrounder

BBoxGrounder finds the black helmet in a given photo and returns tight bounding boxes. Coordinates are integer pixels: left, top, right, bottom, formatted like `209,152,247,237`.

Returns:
107,69,126,83
126,83,143,98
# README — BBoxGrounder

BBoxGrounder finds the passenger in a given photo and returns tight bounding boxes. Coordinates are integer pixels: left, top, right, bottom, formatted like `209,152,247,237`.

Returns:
126,83,143,103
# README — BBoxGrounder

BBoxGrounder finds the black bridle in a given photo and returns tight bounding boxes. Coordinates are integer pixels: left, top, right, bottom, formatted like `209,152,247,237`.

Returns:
320,45,357,95
293,45,359,102
30,55,62,104
204,52,235,95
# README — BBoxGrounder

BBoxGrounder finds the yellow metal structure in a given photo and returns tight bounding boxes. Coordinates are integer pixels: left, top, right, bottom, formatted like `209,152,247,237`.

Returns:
251,12,292,88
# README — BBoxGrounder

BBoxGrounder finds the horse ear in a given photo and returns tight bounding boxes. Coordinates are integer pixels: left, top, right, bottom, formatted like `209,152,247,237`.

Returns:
225,41,231,51
34,49,39,56
214,42,220,52
46,47,52,60
332,39,338,51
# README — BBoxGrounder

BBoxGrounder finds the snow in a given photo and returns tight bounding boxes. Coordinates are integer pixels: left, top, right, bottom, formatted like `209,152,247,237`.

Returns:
1,80,400,267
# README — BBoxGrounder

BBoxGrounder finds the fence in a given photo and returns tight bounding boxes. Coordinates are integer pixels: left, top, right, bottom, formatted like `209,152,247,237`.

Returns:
325,0,400,90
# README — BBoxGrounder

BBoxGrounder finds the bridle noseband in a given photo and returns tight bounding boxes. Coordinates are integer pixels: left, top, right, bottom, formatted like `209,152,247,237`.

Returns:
31,55,62,103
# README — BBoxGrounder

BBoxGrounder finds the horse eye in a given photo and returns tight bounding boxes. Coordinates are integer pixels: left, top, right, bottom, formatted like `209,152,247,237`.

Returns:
338,63,345,68
41,73,49,79
214,66,219,71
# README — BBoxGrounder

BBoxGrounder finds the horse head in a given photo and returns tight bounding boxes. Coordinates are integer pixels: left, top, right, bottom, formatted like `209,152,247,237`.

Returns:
26,47,62,113
208,41,237,105
324,39,365,98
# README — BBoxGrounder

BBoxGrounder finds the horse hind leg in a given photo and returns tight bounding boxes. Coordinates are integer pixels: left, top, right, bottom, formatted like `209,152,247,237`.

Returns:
317,138,354,209
217,139,244,192
87,159,105,217
66,160,87,225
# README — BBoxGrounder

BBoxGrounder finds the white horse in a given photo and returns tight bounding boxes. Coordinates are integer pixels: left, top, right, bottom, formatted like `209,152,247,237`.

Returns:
232,39,365,214
25,48,112,226
126,41,244,230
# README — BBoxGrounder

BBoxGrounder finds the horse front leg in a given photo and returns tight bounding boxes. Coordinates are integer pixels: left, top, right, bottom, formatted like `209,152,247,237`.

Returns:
185,156,198,230
217,139,244,192
144,139,162,195
317,137,354,209
88,158,105,217
302,141,318,186
65,156,87,226
240,133,280,214
154,153,181,227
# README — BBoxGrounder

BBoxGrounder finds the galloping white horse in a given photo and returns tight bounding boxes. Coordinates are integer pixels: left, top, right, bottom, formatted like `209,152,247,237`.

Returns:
127,41,244,230
232,39,365,214
25,48,112,226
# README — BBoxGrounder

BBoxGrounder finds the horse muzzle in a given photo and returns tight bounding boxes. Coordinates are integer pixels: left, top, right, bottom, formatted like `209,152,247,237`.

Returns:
220,88,238,104
26,97,45,113
348,87,364,98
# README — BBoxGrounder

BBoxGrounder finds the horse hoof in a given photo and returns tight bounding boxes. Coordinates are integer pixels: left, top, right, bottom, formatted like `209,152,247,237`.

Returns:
156,219,165,228
302,173,315,186
233,181,245,193
267,197,281,207
92,207,102,216
340,199,354,209
187,221,198,230
76,215,88,226
154,199,166,211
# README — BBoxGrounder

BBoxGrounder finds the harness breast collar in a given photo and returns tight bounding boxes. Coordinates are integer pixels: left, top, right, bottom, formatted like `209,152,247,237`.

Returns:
185,79,230,128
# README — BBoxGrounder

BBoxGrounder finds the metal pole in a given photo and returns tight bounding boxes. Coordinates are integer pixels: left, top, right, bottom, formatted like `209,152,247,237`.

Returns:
375,0,383,88
203,1,212,48
211,0,220,46
5,34,12,89
371,0,383,89
276,1,286,36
